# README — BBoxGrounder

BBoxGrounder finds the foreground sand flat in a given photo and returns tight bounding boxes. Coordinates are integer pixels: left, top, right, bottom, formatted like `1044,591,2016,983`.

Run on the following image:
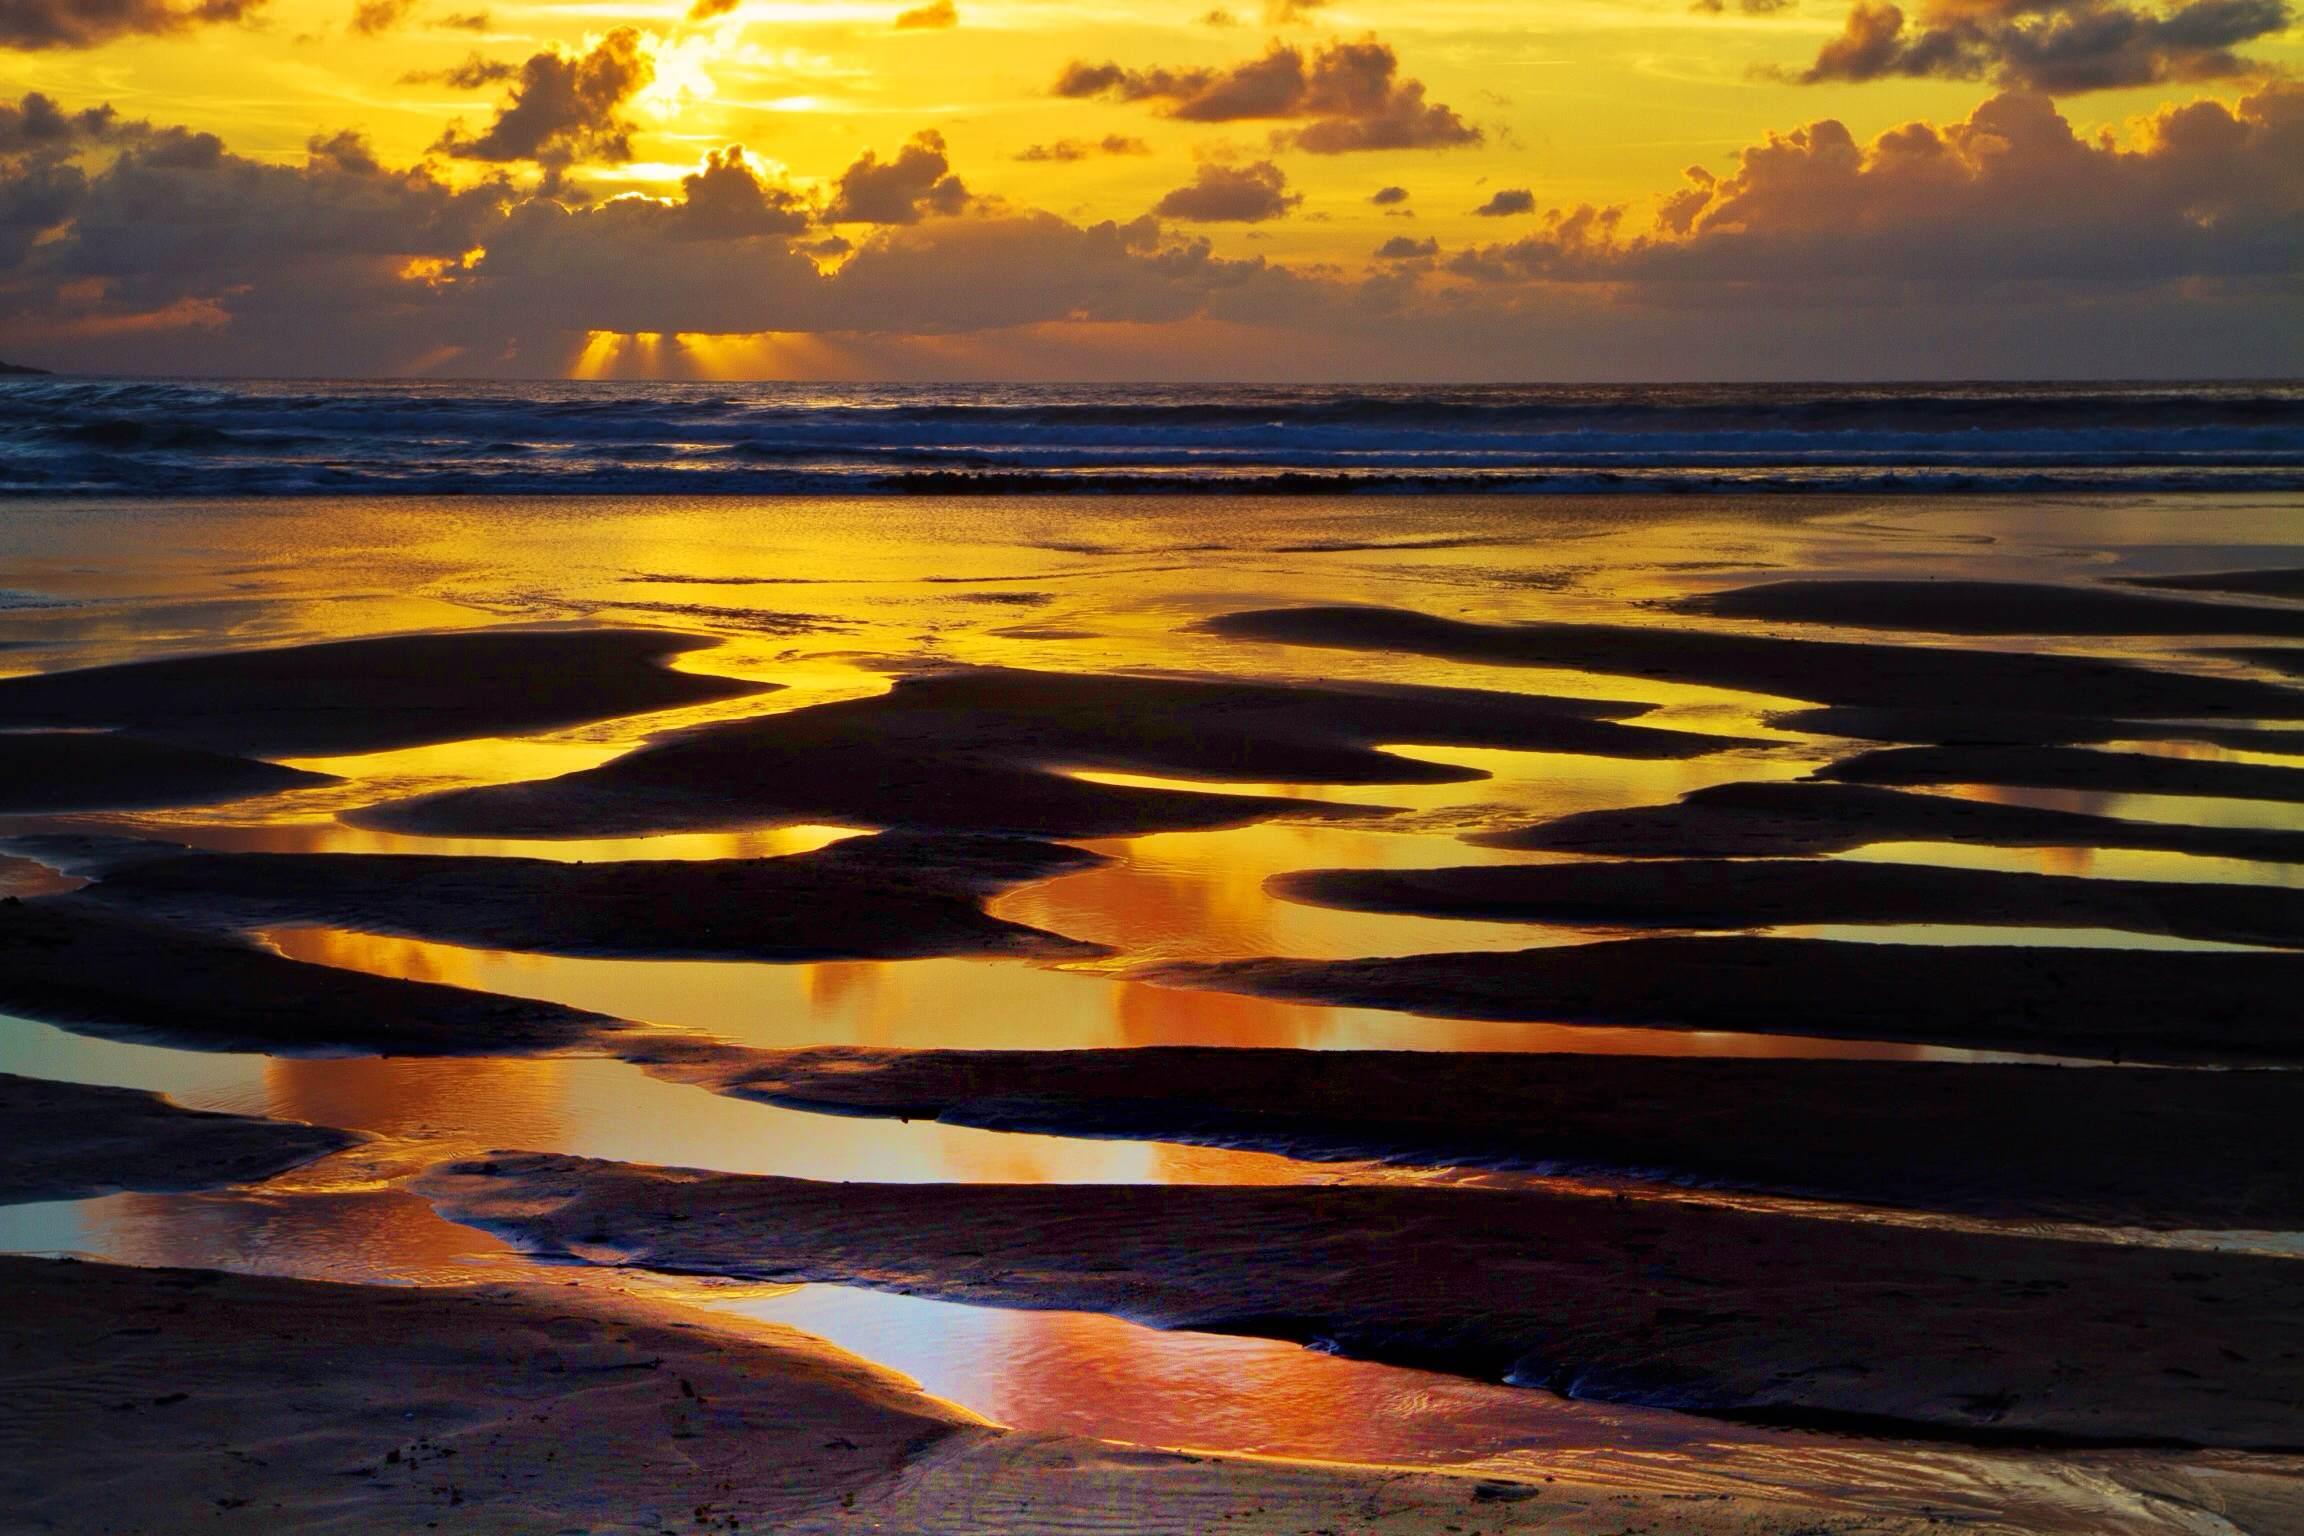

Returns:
1204,605,2304,720
73,832,1110,962
0,1256,1980,1536
1269,856,2304,949
0,733,337,815
1665,578,2304,636
354,664,1738,840
0,627,771,757
1476,779,2304,860
417,1152,2304,1447
0,1074,356,1204
669,1045,2304,1227
1145,936,2304,1063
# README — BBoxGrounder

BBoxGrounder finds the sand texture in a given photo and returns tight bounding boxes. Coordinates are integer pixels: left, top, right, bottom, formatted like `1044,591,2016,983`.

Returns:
355,664,1738,840
0,1073,356,1204
0,627,769,756
418,1154,2304,1448
676,1044,2304,1227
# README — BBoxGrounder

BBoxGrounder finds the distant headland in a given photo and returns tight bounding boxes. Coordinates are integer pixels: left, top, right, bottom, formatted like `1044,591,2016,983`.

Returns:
0,361,51,376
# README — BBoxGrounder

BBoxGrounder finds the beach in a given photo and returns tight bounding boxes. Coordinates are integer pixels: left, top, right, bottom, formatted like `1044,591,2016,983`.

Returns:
3,470,2302,1533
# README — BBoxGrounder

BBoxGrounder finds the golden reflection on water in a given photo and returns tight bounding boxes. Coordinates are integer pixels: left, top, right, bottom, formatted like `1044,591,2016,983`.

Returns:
3,493,2303,1478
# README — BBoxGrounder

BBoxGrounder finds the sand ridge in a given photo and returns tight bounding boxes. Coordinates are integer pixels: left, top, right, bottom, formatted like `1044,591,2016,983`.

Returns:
0,1073,357,1204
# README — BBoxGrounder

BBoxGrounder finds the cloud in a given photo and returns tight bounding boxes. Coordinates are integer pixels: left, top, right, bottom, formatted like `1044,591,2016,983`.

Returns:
0,0,258,49
435,29,653,167
439,9,486,25
1152,160,1301,221
1472,187,1534,215
825,130,970,223
1369,184,1409,204
893,0,953,25
688,0,738,16
349,0,414,31
1014,134,1151,162
1446,85,2304,285
1054,39,1481,153
1801,0,2291,93
3,87,2299,379
1265,0,1325,20
402,54,518,88
1691,0,1796,12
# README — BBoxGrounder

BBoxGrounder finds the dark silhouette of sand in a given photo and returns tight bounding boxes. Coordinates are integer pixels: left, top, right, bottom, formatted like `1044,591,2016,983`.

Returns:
1764,705,2304,755
0,627,769,756
355,665,1739,840
0,898,625,1056
2120,566,2304,600
0,733,337,813
1819,745,2304,804
419,1153,2304,1448
1474,780,2304,861
1143,938,2304,1064
76,833,1109,962
670,1044,2304,1228
1270,857,2304,949
0,1074,356,1204
1205,606,2303,719
1668,579,2304,636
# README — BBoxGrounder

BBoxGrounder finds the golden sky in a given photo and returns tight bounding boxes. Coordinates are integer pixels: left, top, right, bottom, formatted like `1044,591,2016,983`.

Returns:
1,0,2298,375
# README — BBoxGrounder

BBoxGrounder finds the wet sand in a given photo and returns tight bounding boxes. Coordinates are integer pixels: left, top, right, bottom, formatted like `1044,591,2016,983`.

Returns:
0,1255,1947,1536
355,664,1740,840
1205,605,2304,718
1667,578,2304,636
665,1044,2304,1226
2120,566,2304,599
1145,937,2304,1063
0,734,337,814
418,1153,2304,1448
1475,779,2304,860
1272,856,2304,948
73,832,1110,962
0,1074,355,1204
0,898,626,1056
1761,705,2304,754
0,627,768,756
1820,744,2304,804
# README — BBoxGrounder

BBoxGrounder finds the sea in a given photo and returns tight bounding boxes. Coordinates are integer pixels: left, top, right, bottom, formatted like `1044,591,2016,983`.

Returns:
3,378,2301,496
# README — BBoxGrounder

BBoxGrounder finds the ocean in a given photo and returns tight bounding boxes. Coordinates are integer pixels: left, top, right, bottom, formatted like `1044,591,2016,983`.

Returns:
4,378,2301,496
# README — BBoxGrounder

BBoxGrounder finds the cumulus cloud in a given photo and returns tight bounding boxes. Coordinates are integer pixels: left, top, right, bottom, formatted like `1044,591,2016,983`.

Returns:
1369,184,1409,204
435,29,653,167
1015,134,1150,162
1472,187,1534,215
1054,40,1481,153
0,0,257,49
893,0,954,25
1152,160,1301,220
3,87,2299,378
825,130,969,223
402,54,519,88
349,0,414,32
1801,0,2291,93
1447,85,2304,285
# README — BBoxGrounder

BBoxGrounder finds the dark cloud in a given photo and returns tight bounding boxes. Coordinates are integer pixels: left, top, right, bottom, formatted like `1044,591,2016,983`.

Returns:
401,53,518,88
1152,160,1300,221
1802,0,2290,93
1373,234,1437,258
1369,184,1409,204
1054,40,1481,153
1201,6,1239,22
1446,86,2304,285
435,28,652,167
1015,134,1150,162
825,130,969,224
893,0,953,25
0,0,257,49
306,129,383,174
0,92,126,151
349,0,414,32
439,9,486,26
1472,187,1534,215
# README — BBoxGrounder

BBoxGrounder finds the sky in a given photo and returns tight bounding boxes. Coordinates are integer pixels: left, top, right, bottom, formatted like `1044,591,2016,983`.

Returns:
0,0,2297,377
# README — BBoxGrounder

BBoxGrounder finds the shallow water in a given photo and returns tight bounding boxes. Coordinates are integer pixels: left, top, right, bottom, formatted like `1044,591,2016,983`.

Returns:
3,491,2301,1521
